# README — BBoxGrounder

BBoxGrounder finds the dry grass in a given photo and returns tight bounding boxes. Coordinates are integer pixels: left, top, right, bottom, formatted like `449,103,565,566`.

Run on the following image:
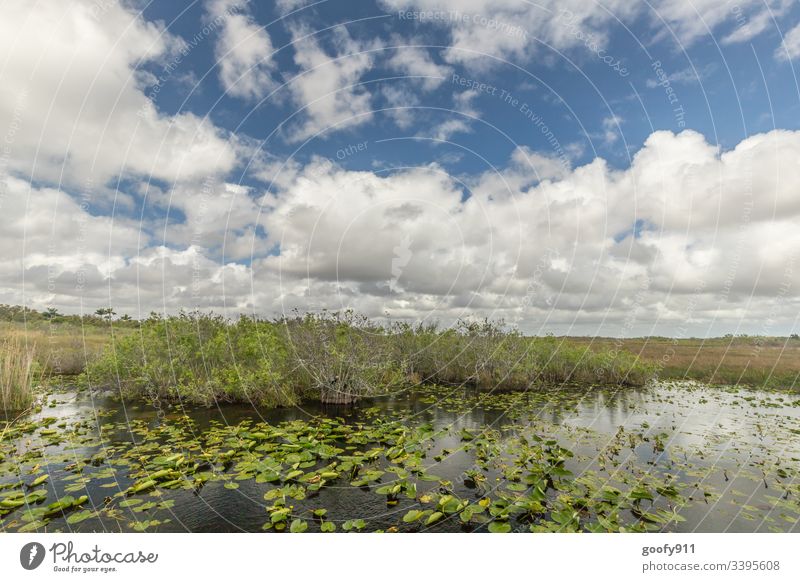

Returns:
0,336,36,412
571,336,800,389
0,322,120,376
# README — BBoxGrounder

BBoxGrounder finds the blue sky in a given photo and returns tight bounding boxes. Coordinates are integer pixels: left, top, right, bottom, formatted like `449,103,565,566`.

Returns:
136,0,800,174
2,0,800,336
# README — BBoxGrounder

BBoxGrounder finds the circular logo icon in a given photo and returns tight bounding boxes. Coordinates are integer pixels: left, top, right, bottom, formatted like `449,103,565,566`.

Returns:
20,542,46,570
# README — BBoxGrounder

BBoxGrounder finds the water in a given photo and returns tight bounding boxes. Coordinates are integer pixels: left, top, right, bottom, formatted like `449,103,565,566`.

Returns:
1,382,799,532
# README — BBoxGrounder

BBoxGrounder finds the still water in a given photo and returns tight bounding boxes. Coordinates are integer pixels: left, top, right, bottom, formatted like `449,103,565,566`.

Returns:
1,382,799,532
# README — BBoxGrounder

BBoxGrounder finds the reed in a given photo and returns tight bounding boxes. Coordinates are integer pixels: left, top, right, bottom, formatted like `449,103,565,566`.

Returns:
0,336,37,412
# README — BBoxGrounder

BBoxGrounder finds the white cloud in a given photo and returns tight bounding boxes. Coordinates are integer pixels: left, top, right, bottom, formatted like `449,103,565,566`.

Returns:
207,0,277,100
276,0,314,10
653,0,791,46
776,21,800,61
0,0,239,187
286,26,379,142
246,128,800,334
380,86,419,129
2,2,799,335
5,127,800,334
602,115,623,145
508,146,571,183
722,8,773,44
422,88,478,141
386,41,452,90
428,119,473,141
382,0,791,65
644,64,715,88
5,104,800,335
0,170,270,316
157,180,269,261
382,0,637,66
0,173,143,309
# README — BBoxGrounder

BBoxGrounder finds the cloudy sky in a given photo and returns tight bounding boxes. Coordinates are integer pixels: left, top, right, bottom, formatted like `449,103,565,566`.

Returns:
1,0,799,336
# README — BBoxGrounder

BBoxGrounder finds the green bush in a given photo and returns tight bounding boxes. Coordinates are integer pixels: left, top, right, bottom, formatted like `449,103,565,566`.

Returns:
393,324,653,390
87,313,293,407
281,310,406,404
86,311,654,407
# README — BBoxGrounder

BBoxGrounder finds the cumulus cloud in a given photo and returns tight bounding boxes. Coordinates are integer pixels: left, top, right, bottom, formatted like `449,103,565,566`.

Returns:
6,128,800,334
276,0,314,10
0,170,271,316
0,0,239,187
0,174,142,308
248,128,799,334
601,115,623,145
2,2,798,336
286,26,380,141
380,85,420,129
383,0,634,66
382,0,790,65
653,0,791,46
776,21,800,61
207,0,278,100
386,41,453,90
157,181,271,261
421,88,478,141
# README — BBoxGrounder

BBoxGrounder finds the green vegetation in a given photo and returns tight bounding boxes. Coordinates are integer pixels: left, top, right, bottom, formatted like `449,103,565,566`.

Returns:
392,319,652,388
2,305,797,534
1,305,797,534
284,311,407,404
87,313,293,407
0,304,136,326
1,304,798,412
2,382,798,532
83,311,653,407
0,391,689,533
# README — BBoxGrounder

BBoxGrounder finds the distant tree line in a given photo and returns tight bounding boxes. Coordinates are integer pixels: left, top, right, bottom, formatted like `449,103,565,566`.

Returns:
0,304,136,326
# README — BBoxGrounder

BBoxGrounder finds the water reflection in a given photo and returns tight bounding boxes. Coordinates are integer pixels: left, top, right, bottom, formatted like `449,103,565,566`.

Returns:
2,382,799,532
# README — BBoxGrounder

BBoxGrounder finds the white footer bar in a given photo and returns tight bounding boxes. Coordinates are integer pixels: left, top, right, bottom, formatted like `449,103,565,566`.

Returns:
1,533,797,581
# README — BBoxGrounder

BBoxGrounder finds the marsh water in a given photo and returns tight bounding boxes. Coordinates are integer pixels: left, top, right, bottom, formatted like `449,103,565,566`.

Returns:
1,382,799,533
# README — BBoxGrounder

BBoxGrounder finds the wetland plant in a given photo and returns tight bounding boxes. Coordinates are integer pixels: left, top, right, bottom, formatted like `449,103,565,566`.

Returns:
0,336,37,412
84,310,653,407
86,312,295,407
280,310,406,404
